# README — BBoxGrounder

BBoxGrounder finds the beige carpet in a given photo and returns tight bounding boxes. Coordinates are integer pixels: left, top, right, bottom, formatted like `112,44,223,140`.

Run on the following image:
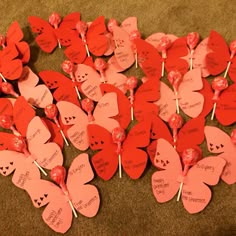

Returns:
0,0,235,235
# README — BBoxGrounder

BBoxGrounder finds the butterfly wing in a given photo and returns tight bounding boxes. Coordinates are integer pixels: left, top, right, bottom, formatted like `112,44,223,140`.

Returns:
182,156,226,214
67,153,100,217
177,116,205,153
74,64,102,101
88,124,118,180
28,16,57,53
215,83,236,125
86,16,108,56
122,121,150,179
100,84,131,129
135,38,162,79
27,116,63,169
18,66,53,108
146,33,177,49
178,68,204,118
0,150,40,189
93,92,119,132
204,126,236,184
134,78,160,122
57,101,89,150
0,132,16,151
152,139,182,202
39,70,81,106
206,30,229,76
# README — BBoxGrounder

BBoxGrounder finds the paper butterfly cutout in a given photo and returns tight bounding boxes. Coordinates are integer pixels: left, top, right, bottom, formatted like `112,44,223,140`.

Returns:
152,138,226,214
64,16,109,63
2,21,30,63
204,126,236,184
0,44,23,80
147,116,205,164
0,133,16,151
101,78,159,124
154,68,204,121
0,116,63,188
28,12,81,53
88,121,150,180
57,92,119,151
18,66,53,108
108,17,138,71
206,30,236,81
25,153,100,233
134,38,162,79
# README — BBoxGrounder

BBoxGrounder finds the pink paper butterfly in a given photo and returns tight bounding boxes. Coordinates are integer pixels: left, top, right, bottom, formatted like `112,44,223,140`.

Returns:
152,138,226,214
57,92,119,151
25,153,100,233
204,126,236,184
0,116,63,188
108,17,138,71
18,66,53,108
154,68,204,121
74,63,127,101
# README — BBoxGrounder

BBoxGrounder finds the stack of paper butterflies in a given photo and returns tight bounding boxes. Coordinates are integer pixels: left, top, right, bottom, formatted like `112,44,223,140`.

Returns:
0,11,235,234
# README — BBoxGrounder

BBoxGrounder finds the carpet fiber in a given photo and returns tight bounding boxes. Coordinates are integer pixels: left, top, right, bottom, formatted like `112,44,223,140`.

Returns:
0,0,235,235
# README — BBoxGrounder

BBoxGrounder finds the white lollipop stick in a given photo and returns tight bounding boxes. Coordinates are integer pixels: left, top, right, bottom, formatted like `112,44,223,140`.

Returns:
57,39,61,49
68,200,78,218
74,86,82,100
161,61,165,77
85,44,90,57
224,61,231,78
118,154,122,178
210,102,217,120
177,182,183,201
33,160,47,176
135,52,138,68
59,129,69,146
0,73,6,82
131,106,134,121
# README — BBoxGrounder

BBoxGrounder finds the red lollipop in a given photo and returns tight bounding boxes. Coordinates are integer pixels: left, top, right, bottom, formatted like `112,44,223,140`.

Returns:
49,12,62,48
168,70,183,114
81,98,95,122
211,76,228,120
157,36,172,77
50,166,78,217
61,60,81,100
112,127,126,178
177,147,202,201
168,113,183,148
12,135,48,176
187,32,200,70
125,76,138,120
94,58,107,83
0,114,21,136
1,82,19,98
76,21,90,57
44,104,69,146
129,30,141,68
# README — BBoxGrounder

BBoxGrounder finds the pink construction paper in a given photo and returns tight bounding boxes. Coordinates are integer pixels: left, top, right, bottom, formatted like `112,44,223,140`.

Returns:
57,92,119,151
18,66,53,108
204,126,236,184
152,139,226,214
25,153,100,233
155,68,204,121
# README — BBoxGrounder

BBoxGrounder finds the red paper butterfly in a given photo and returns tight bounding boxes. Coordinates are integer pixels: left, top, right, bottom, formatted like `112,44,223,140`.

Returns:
206,30,236,81
88,121,150,180
25,153,100,233
28,12,81,53
152,138,226,214
1,21,30,63
204,126,236,184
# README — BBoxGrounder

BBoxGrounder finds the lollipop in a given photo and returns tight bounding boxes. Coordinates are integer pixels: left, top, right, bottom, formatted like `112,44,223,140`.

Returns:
125,76,138,120
81,98,95,122
61,60,81,100
13,135,47,176
76,20,90,57
210,76,228,120
112,127,126,178
50,166,77,217
156,36,172,77
1,82,19,98
168,113,183,149
168,70,183,114
0,115,21,136
186,32,200,70
94,58,107,83
49,12,62,48
129,30,141,68
177,148,202,201
44,104,69,146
